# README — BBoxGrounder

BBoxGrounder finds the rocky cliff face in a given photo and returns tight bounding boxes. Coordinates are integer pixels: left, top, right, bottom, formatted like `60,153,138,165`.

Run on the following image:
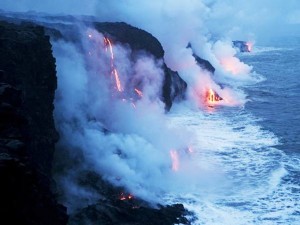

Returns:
0,17,190,225
0,20,68,225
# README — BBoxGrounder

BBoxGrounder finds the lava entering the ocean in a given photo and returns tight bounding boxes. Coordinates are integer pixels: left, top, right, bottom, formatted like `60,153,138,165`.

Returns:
206,88,223,105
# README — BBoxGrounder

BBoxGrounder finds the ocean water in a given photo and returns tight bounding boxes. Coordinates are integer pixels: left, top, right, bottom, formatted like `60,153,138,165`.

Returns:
165,37,300,225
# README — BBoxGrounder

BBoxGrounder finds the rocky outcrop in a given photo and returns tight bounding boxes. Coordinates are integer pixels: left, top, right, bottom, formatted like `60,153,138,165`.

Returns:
63,171,190,225
232,40,251,52
0,20,68,225
70,201,189,225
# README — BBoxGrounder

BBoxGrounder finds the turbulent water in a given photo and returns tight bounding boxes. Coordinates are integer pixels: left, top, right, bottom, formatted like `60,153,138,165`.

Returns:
165,37,300,225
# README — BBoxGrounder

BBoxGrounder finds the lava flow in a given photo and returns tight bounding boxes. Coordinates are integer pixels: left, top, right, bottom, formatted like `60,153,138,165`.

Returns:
104,37,114,60
103,37,123,92
112,68,123,92
119,192,134,201
88,32,145,103
134,88,143,98
206,88,223,105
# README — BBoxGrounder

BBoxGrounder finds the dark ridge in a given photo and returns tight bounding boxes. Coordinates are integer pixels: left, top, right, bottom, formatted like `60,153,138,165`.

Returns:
94,22,164,59
193,54,215,74
187,43,215,74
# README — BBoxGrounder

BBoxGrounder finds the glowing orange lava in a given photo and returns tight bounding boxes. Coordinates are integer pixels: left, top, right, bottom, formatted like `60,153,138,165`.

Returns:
104,37,114,59
103,37,123,92
119,193,134,201
112,69,123,92
170,150,179,171
134,88,143,97
206,88,222,105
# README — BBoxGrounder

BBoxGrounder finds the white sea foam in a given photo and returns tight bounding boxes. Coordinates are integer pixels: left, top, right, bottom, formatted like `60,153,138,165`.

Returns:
164,105,300,225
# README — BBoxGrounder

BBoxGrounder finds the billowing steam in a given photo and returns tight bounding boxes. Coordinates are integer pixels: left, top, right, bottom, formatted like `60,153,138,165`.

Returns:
2,0,297,213
52,27,203,207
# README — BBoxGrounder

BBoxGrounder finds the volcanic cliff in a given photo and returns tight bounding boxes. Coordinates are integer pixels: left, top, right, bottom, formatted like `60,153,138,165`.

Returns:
0,18,190,225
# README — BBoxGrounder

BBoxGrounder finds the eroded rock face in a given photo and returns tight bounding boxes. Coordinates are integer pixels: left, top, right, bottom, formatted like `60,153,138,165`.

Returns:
0,20,68,225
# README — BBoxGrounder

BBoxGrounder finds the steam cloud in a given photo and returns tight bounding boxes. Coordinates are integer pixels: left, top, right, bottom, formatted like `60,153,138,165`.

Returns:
52,28,199,208
1,0,299,211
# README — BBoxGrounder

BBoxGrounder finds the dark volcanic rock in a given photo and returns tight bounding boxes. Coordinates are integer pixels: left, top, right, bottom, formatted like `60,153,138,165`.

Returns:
193,54,215,74
65,171,190,225
0,20,68,225
70,201,190,225
0,18,190,225
187,43,215,74
163,66,187,110
95,22,164,59
232,40,250,52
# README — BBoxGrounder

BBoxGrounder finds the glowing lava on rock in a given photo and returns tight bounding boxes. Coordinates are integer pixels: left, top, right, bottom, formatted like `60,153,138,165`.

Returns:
206,88,223,105
134,88,143,98
103,37,123,92
104,37,114,60
112,68,123,92
170,150,179,171
88,32,146,104
119,193,134,201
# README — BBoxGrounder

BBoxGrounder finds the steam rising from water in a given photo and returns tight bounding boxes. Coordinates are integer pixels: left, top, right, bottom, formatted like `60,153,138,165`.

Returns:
52,28,203,205
2,0,299,223
1,0,262,207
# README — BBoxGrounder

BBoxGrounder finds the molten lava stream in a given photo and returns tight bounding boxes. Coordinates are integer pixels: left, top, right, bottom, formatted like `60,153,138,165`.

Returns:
104,37,114,60
112,69,123,92
206,88,222,106
103,37,124,93
134,88,143,98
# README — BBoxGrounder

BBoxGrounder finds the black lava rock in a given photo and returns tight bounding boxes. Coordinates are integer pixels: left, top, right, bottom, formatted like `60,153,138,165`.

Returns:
0,20,68,225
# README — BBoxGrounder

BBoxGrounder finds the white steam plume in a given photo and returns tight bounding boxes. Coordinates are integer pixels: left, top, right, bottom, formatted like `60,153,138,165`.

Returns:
2,0,298,209
52,27,216,206
2,0,298,106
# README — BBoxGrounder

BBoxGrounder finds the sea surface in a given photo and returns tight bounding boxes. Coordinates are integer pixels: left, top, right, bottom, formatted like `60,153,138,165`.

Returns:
166,37,300,225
